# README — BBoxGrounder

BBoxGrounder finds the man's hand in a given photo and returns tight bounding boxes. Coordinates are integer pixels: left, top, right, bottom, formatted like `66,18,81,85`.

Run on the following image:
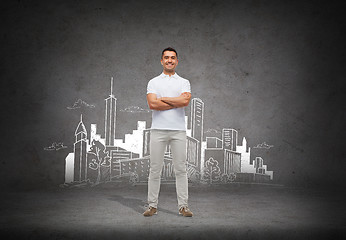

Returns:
147,93,174,111
181,92,190,98
147,92,191,111
160,92,191,108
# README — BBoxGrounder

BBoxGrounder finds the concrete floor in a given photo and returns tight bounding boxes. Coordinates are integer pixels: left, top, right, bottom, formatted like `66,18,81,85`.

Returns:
1,183,345,240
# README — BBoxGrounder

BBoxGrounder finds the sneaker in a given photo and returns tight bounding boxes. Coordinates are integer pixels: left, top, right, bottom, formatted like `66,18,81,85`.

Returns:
143,206,157,217
179,206,193,217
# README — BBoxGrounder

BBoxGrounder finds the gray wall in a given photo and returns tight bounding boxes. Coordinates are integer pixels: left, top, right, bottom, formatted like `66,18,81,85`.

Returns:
2,0,345,190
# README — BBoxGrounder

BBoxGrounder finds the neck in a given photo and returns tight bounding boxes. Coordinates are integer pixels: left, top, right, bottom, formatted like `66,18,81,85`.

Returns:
163,70,175,76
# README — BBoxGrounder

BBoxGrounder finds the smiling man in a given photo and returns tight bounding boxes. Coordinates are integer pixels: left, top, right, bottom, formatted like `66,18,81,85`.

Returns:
143,47,193,217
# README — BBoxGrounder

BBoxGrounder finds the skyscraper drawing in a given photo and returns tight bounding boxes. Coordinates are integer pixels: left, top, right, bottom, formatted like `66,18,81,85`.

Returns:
191,98,204,142
186,136,199,167
142,129,151,157
105,77,117,146
237,137,253,173
74,114,88,182
254,157,265,174
222,128,238,151
190,98,204,170
223,150,241,175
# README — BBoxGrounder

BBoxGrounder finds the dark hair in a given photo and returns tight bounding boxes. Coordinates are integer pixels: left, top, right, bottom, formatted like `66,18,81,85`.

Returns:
161,47,178,59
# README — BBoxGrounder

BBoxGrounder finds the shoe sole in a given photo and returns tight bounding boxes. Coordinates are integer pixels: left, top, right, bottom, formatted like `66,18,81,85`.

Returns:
143,211,158,217
179,212,193,217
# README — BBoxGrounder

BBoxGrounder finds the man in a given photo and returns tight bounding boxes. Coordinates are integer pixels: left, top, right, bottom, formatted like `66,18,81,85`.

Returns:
143,47,193,217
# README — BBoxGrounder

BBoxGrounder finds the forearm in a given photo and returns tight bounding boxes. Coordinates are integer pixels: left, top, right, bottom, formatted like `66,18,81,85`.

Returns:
148,99,174,111
161,96,189,108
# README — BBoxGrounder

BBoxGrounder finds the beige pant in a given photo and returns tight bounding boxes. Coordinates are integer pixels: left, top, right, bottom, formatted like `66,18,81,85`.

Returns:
147,129,188,209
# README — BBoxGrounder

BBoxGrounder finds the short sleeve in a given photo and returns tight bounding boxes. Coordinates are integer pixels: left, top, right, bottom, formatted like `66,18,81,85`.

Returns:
182,80,191,93
147,80,157,95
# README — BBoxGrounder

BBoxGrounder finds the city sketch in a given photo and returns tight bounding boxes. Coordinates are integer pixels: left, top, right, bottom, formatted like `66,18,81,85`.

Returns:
61,77,274,187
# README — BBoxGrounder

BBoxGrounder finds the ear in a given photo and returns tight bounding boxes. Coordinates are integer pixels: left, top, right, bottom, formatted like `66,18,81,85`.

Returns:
160,59,163,65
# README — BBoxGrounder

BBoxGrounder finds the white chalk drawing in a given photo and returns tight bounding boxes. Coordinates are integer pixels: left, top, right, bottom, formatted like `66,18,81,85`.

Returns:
204,128,220,134
202,157,221,184
44,142,68,151
67,99,95,110
120,106,151,113
253,142,274,149
61,77,274,188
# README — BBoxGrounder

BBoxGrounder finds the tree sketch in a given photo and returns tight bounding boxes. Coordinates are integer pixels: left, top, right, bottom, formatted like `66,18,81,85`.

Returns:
203,157,221,184
88,140,111,185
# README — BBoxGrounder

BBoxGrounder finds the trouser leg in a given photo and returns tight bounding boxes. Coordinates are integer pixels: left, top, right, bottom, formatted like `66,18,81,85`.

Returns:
147,130,167,208
170,131,188,209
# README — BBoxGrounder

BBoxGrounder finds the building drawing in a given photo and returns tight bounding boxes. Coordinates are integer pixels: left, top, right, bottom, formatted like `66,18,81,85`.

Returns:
142,129,151,157
186,136,198,168
237,137,253,173
63,77,274,186
105,77,116,146
222,128,238,151
190,98,204,170
191,98,204,142
65,153,74,183
224,150,241,175
119,156,150,180
109,146,139,178
73,114,88,182
206,137,222,149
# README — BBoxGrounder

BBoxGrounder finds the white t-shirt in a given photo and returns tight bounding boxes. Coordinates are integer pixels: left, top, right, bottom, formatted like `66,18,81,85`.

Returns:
147,72,191,130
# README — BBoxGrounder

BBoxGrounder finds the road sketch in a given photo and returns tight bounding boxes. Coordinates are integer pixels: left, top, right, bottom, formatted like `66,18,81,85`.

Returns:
61,77,274,188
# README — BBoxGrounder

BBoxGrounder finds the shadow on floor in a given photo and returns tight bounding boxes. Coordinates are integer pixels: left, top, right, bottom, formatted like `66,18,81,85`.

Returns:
108,195,177,216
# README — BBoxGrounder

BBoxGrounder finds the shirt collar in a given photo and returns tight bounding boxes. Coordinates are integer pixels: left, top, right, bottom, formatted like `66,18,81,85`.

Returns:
160,72,179,79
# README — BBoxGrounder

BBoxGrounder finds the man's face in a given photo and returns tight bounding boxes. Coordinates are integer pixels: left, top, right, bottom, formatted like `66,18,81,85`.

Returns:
161,51,178,72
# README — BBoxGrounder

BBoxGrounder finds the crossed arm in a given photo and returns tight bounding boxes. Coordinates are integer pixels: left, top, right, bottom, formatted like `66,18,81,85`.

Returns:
147,92,191,111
